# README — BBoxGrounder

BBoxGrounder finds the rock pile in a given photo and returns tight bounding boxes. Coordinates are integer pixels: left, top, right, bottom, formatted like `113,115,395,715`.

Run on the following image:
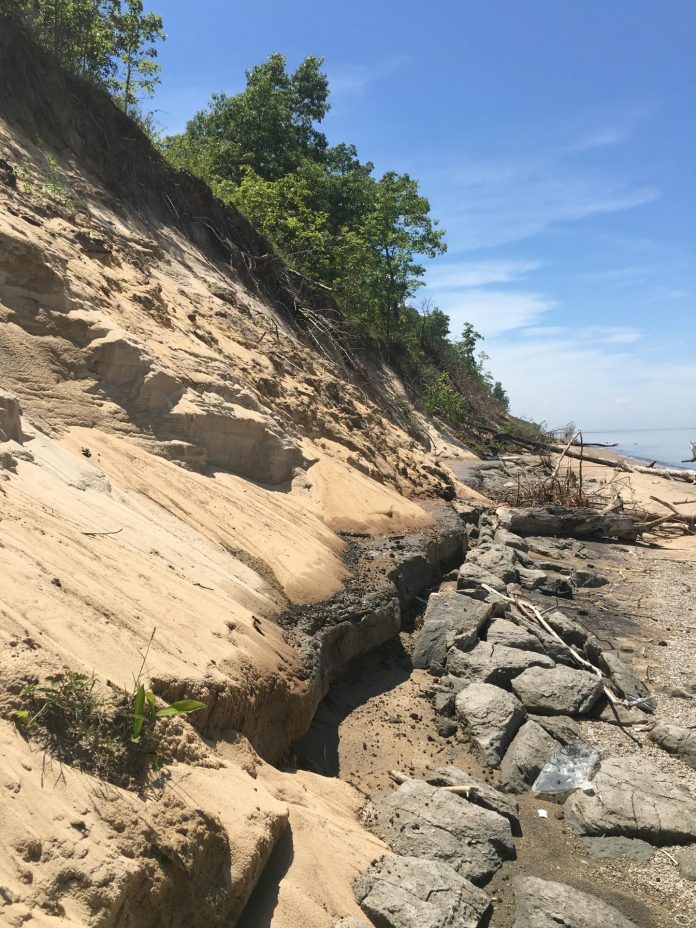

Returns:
348,504,696,928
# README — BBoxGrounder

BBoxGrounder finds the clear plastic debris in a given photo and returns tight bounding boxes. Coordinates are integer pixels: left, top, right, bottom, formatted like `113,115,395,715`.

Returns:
532,742,601,793
537,809,548,819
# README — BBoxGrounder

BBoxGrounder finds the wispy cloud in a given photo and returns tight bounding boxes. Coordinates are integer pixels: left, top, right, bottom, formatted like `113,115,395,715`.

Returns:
328,56,409,96
440,290,557,337
426,259,542,289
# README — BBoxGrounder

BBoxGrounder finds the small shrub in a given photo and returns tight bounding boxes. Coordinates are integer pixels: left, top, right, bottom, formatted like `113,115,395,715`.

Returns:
10,671,204,787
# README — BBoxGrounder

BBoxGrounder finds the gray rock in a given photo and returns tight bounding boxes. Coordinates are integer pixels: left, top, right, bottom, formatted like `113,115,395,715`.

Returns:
447,641,555,689
512,876,638,928
455,681,526,766
536,560,572,576
494,528,529,552
335,919,371,928
564,756,696,844
369,779,514,885
512,665,603,716
598,651,651,704
466,545,519,584
355,855,491,928
572,569,609,588
433,691,455,717
485,618,544,653
412,593,495,674
518,567,549,591
428,766,519,827
544,610,588,649
529,714,581,745
457,563,508,597
436,717,458,738
527,628,579,667
582,837,656,862
499,720,560,794
649,721,696,769
676,846,696,881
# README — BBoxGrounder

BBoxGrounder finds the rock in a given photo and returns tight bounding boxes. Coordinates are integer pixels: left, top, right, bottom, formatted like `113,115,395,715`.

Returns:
433,692,455,717
0,391,23,443
676,846,696,881
499,720,561,793
436,717,458,738
648,721,696,769
466,545,519,584
412,593,495,674
354,855,491,928
497,506,639,542
455,682,526,766
428,766,519,827
581,837,656,862
564,756,696,844
512,665,603,716
447,641,555,689
494,528,529,552
335,919,372,928
529,714,581,745
369,778,514,885
485,618,544,653
572,569,609,589
518,567,549,591
537,578,573,598
457,563,507,597
598,651,651,705
512,876,639,928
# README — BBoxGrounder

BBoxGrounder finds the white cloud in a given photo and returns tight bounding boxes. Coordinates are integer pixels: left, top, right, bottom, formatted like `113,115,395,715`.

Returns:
426,260,542,289
439,290,557,337
485,330,696,430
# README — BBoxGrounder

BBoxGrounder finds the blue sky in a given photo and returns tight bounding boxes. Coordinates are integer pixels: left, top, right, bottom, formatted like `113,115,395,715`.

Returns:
151,0,695,430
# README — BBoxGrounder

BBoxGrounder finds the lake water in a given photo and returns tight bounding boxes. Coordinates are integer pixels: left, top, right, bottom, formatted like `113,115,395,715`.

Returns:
583,428,696,470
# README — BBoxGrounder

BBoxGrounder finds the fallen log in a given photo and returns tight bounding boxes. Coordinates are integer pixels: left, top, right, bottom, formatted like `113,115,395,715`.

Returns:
550,445,696,483
496,505,640,541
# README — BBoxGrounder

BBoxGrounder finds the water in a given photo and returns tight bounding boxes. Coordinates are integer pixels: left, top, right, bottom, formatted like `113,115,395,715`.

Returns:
583,428,696,470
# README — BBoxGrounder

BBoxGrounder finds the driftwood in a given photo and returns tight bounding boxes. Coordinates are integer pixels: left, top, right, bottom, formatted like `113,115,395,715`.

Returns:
550,445,696,484
497,505,640,541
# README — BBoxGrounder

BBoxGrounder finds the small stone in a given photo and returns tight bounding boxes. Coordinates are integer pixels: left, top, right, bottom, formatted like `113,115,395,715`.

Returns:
676,846,696,881
581,837,656,862
428,766,519,827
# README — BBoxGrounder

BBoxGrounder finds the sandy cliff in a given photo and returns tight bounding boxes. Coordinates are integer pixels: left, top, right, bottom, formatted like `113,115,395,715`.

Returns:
0,21,481,927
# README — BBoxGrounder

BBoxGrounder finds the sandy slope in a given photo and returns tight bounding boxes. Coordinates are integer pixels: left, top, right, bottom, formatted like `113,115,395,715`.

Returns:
0,58,487,925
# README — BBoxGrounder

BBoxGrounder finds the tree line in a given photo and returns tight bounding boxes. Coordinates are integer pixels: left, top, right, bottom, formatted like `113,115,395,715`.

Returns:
163,55,509,417
3,0,164,117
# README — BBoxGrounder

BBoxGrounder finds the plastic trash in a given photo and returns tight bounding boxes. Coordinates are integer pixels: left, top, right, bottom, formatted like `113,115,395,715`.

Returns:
532,742,601,793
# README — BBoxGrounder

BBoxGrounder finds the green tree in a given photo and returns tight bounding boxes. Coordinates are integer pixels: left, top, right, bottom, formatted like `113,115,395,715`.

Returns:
166,53,329,183
111,0,164,116
359,171,446,337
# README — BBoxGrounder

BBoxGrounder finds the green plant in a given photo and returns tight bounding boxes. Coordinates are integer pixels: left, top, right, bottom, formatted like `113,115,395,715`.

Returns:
130,684,204,744
9,664,205,787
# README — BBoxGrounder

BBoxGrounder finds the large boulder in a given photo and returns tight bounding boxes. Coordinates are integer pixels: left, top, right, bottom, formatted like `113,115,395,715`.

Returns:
499,720,560,794
544,610,588,649
485,618,544,653
494,528,528,552
512,876,638,928
512,665,603,716
648,721,696,770
447,641,554,689
598,651,651,704
427,767,519,827
466,544,519,583
368,779,514,885
455,682,526,766
355,855,491,928
529,714,581,746
412,593,494,674
457,563,507,597
564,756,696,844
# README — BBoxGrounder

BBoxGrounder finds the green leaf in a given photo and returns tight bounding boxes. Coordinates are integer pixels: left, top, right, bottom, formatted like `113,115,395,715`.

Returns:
131,684,146,742
12,709,31,727
145,690,157,708
154,699,206,717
